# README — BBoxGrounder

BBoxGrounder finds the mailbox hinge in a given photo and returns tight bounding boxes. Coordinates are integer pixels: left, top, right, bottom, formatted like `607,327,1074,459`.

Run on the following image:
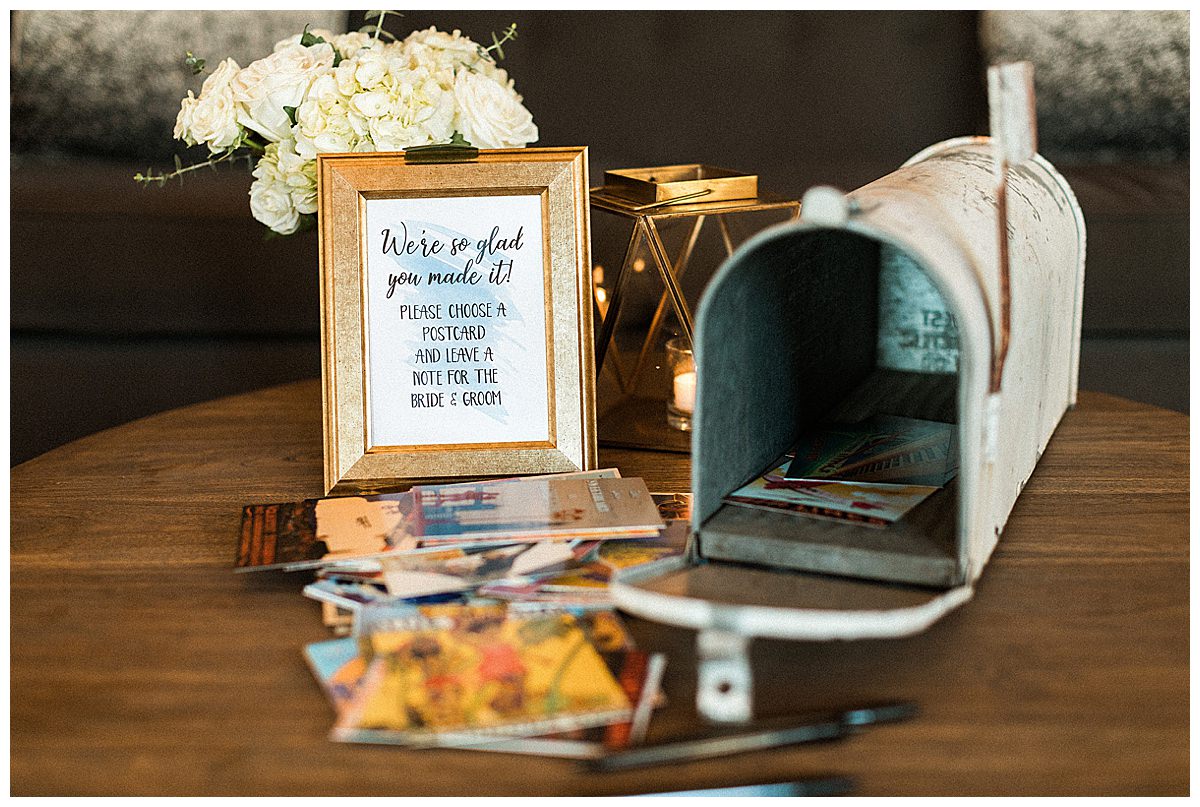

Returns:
696,627,753,723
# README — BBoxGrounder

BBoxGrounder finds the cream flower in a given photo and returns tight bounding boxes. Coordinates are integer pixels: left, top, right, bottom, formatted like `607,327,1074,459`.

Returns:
401,27,487,75
231,43,335,143
188,59,244,153
189,89,243,152
174,91,198,145
352,49,390,89
351,90,391,118
200,57,242,96
275,139,319,214
249,143,302,234
173,58,243,153
249,178,300,234
294,73,362,159
164,25,539,236
452,69,538,148
331,31,375,59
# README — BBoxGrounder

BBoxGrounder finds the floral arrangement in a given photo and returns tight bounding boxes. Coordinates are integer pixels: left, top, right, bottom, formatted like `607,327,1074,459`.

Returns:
136,13,538,235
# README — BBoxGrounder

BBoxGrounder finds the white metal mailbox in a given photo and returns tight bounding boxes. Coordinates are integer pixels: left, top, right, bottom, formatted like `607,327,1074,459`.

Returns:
612,64,1087,722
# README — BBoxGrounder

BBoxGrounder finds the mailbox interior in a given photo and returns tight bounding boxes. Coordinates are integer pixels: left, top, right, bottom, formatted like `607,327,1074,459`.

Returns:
693,228,963,587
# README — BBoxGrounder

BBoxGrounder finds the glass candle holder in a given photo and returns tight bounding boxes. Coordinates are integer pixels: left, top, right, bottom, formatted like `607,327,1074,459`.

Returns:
666,337,696,431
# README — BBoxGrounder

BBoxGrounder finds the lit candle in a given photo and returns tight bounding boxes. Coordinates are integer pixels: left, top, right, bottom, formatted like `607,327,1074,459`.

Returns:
673,370,696,414
594,285,609,318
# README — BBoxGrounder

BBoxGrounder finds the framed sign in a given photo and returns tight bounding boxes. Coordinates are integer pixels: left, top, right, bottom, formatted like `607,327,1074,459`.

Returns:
317,147,595,493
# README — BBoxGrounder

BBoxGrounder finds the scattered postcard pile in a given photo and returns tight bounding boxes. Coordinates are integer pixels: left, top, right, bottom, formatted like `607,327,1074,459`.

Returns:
725,415,958,528
236,471,691,758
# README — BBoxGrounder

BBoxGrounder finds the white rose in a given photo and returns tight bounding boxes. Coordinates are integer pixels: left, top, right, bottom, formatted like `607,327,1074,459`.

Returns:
249,173,301,235
189,91,243,153
199,57,241,96
231,43,335,143
452,70,538,148
401,27,484,74
175,58,243,151
174,91,198,145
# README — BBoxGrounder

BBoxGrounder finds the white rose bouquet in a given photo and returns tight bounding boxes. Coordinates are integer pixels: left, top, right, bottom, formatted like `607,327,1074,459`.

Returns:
136,13,537,235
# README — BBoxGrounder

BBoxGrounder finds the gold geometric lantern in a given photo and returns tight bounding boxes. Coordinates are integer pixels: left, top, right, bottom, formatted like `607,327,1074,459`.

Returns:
589,166,799,452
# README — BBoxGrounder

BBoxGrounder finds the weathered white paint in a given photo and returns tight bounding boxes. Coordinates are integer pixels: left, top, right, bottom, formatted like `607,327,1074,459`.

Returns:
610,133,1085,722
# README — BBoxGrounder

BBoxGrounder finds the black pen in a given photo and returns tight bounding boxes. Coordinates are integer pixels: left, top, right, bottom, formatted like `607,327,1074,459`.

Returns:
584,701,918,774
633,775,857,797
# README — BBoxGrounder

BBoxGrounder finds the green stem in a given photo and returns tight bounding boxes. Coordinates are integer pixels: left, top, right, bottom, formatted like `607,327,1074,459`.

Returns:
242,136,267,155
133,148,251,186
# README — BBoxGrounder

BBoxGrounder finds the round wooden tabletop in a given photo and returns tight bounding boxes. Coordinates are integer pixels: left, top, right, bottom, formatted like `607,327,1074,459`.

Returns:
11,382,1188,795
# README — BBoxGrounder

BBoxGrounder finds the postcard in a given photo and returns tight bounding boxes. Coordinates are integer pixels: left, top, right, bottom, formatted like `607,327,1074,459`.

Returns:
727,455,939,525
784,415,958,487
234,468,622,572
538,520,690,592
411,477,664,545
651,492,692,522
303,578,471,612
303,636,367,713
332,608,635,744
377,540,578,599
476,520,689,605
306,635,664,757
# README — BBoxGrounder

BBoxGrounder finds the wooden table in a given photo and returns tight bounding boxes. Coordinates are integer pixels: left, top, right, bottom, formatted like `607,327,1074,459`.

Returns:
11,381,1188,795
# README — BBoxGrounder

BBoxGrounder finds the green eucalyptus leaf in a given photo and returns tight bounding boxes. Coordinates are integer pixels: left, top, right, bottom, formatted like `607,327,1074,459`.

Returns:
184,51,206,75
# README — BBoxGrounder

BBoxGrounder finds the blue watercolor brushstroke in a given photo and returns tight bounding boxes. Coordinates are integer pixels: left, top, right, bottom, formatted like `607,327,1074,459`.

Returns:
380,219,540,427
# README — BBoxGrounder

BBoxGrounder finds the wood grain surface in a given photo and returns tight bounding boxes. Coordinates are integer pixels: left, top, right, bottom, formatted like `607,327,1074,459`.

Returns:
10,381,1188,795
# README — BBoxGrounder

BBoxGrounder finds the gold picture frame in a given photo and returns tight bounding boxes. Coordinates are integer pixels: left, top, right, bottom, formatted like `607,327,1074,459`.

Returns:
317,147,595,494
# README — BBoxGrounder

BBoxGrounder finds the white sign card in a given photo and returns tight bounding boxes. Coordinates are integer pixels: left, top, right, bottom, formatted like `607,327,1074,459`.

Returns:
363,194,551,448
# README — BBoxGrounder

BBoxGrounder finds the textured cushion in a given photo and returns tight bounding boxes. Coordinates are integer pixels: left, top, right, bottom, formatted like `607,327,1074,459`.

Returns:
11,10,347,161
980,11,1189,163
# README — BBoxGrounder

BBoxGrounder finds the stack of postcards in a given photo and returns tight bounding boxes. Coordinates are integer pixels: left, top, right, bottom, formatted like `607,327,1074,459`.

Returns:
235,472,690,757
724,415,959,527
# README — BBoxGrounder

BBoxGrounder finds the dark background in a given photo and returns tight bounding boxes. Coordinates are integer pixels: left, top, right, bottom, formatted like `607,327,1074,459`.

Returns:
10,10,1189,464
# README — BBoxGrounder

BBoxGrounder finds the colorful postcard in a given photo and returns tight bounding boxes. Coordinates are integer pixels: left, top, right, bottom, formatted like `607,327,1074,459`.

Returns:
303,636,368,713
478,520,689,604
305,633,664,758
651,492,692,522
539,520,690,591
728,455,939,526
303,578,471,612
332,608,635,745
411,477,663,545
377,541,577,599
234,469,622,572
785,415,958,488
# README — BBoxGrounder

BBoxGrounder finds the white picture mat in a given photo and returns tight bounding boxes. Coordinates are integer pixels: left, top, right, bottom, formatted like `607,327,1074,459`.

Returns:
363,194,551,448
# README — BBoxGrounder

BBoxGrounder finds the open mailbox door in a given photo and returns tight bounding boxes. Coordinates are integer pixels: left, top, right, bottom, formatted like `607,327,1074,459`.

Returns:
612,64,1086,723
